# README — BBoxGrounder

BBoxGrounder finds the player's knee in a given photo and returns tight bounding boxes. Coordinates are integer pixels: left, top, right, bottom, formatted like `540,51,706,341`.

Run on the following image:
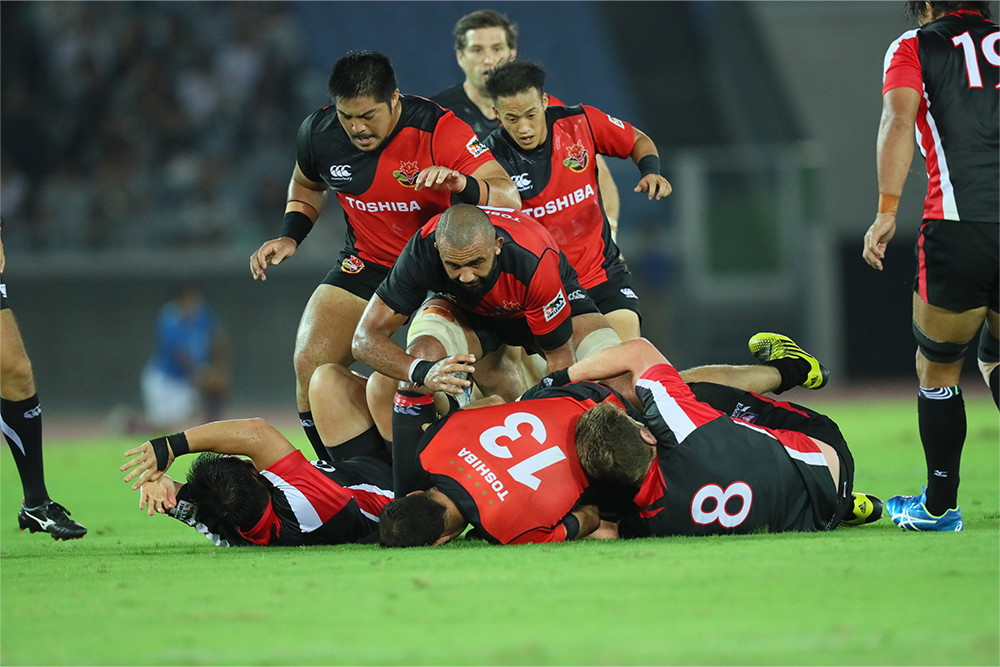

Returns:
0,355,34,398
977,325,999,385
912,321,969,364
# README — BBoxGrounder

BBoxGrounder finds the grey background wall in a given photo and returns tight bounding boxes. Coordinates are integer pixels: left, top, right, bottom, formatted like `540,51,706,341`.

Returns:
3,1,995,417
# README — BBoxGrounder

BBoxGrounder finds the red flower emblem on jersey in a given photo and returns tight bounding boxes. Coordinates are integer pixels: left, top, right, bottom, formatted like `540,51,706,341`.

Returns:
393,161,420,187
562,142,589,173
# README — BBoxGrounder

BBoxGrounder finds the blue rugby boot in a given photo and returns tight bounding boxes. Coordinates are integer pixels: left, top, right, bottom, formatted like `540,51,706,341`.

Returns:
885,487,963,532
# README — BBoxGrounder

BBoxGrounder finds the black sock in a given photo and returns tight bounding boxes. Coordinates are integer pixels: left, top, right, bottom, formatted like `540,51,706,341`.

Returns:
765,358,809,394
989,367,999,409
325,425,385,461
391,391,437,495
299,411,330,462
918,387,965,515
1,394,49,507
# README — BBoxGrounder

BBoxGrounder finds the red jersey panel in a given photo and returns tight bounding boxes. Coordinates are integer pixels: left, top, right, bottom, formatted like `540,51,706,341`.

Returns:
484,105,635,288
882,11,999,222
419,393,616,544
296,95,496,268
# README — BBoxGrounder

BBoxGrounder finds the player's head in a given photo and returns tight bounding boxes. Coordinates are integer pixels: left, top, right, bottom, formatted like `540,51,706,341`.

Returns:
378,490,450,547
184,453,271,532
435,204,502,291
575,403,655,486
485,60,549,150
453,10,519,93
328,50,401,152
906,1,992,22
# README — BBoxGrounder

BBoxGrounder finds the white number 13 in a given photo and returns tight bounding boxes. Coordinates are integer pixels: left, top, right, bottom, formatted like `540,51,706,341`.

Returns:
480,412,566,490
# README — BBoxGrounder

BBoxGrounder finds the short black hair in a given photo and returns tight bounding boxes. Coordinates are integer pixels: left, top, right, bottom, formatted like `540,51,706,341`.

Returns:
378,493,446,547
185,453,270,531
905,1,992,20
484,59,546,101
453,9,518,51
327,50,397,104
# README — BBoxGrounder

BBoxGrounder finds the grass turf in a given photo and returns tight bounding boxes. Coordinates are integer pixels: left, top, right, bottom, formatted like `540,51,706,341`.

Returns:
1,395,997,665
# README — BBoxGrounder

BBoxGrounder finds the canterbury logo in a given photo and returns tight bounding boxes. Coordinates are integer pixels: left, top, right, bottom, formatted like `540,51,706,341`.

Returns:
329,165,352,180
512,173,532,191
567,290,586,301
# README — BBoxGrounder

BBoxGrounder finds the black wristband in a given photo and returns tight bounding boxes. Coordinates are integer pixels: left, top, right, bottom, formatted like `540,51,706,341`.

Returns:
409,359,436,387
542,369,571,388
166,432,190,457
562,513,581,540
637,154,661,178
150,437,170,472
456,175,481,204
280,211,313,245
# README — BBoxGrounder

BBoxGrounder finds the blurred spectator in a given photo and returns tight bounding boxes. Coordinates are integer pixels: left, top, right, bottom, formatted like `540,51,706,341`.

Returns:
0,2,310,253
141,286,230,432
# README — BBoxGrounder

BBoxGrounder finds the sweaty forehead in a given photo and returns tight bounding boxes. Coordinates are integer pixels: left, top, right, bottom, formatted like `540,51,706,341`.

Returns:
496,90,543,113
438,237,493,264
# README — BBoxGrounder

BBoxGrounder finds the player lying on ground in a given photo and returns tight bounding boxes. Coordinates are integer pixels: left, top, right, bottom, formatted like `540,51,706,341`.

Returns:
120,365,392,546
564,334,882,538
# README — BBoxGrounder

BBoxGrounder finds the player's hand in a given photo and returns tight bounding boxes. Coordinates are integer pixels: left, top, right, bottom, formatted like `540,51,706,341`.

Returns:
139,476,177,516
414,166,466,193
585,519,621,540
634,174,672,200
121,442,170,490
250,238,298,281
423,354,476,396
862,212,897,271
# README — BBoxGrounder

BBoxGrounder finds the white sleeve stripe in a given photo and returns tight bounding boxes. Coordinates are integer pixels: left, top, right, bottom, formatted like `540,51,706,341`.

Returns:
260,469,323,533
360,509,380,523
347,483,394,499
882,30,919,81
783,447,829,468
636,377,696,443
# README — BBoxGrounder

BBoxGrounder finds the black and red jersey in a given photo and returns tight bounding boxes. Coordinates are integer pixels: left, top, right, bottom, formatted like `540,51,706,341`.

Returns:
483,104,634,288
620,365,841,537
412,381,626,544
431,85,566,141
375,206,579,350
295,94,496,268
882,9,999,223
170,450,393,546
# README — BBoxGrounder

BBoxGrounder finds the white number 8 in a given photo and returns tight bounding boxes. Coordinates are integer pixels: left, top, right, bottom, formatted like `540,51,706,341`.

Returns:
691,482,753,528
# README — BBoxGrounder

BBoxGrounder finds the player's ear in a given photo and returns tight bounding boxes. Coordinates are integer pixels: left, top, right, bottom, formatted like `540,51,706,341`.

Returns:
494,236,503,254
639,427,656,445
389,89,400,108
541,92,549,110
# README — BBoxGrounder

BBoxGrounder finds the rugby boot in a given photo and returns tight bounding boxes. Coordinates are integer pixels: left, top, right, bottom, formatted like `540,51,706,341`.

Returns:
18,500,87,540
748,332,830,390
885,487,963,532
840,492,884,526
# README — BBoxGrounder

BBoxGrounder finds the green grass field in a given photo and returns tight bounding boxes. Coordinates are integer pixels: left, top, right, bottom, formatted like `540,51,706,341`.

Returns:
1,395,997,666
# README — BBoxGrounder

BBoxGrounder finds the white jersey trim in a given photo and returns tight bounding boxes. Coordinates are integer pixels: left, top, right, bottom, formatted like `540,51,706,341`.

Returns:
637,377,696,443
260,469,323,533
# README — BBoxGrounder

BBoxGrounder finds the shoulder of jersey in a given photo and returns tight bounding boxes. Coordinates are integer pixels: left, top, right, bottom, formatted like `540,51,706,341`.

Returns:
400,94,449,131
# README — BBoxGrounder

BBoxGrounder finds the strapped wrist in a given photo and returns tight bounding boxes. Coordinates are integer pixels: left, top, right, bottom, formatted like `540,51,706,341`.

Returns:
166,432,190,457
280,211,313,245
456,175,481,204
408,359,436,387
877,193,900,214
637,154,661,178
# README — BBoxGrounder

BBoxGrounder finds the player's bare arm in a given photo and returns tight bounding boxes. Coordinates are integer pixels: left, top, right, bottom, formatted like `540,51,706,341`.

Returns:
567,337,668,384
250,164,329,281
412,161,519,209
863,86,919,271
122,418,296,489
630,129,672,200
353,295,475,395
541,339,576,374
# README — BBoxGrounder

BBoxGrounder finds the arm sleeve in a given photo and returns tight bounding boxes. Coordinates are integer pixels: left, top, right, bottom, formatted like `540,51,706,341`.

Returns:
882,31,923,94
582,105,636,159
295,111,323,183
431,111,497,173
508,522,570,544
